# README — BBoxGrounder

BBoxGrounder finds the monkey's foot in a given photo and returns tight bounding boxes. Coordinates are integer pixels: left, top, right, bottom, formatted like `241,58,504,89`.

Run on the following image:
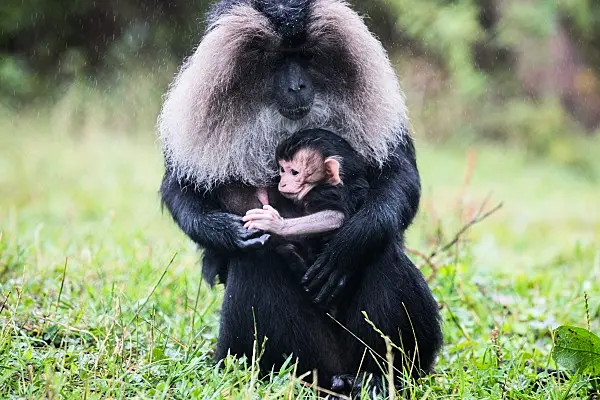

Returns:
329,373,383,399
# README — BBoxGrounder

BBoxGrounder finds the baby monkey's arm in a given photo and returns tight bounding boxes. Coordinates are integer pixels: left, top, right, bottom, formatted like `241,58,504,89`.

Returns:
243,205,344,238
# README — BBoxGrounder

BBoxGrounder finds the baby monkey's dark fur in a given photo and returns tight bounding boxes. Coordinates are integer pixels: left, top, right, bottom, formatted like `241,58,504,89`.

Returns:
272,129,370,274
276,128,370,216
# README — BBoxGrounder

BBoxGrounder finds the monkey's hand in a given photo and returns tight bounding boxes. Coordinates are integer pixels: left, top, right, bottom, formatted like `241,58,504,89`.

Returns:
302,219,361,308
242,205,286,236
302,247,351,308
213,212,271,250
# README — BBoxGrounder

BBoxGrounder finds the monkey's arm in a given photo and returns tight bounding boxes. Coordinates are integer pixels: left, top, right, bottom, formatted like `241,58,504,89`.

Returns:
243,206,344,237
160,167,269,252
281,211,345,236
303,135,421,306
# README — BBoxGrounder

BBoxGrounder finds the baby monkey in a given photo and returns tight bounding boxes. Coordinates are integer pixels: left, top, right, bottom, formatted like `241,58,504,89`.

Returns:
244,129,370,272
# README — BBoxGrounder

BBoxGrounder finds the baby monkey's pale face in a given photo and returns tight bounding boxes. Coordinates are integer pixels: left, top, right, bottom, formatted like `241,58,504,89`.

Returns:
278,148,342,201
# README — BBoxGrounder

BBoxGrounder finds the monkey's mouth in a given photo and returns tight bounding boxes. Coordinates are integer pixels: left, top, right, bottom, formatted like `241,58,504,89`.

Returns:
279,184,315,202
280,191,301,201
279,105,311,121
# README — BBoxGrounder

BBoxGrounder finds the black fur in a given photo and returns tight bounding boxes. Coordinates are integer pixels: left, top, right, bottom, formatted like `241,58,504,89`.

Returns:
208,0,313,40
160,1,443,395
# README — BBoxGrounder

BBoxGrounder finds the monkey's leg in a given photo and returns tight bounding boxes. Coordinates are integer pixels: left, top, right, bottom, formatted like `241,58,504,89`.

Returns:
214,252,346,384
330,373,386,398
334,246,443,393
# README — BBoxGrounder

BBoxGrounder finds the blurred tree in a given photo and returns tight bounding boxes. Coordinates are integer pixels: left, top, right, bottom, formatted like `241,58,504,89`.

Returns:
386,0,600,139
0,0,212,99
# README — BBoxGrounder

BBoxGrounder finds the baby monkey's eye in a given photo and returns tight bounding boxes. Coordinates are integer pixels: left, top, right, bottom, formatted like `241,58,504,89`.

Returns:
291,169,299,176
280,166,285,173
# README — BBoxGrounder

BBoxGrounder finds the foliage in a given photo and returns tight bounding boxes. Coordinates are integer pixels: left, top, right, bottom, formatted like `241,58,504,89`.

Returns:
552,326,600,376
0,0,210,102
389,0,600,153
560,0,600,66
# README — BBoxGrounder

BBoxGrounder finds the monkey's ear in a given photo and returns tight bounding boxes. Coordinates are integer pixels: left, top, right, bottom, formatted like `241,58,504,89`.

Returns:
324,158,342,185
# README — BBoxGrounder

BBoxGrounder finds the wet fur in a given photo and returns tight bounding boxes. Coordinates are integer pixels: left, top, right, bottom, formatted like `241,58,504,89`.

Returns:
158,0,442,395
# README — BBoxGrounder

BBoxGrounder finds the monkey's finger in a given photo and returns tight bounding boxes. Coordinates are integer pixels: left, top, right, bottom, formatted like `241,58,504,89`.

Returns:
249,222,275,232
238,234,271,249
262,204,281,216
244,209,266,216
242,212,276,223
327,276,347,304
243,210,269,219
314,271,341,304
243,213,275,223
250,222,280,234
244,209,279,222
238,227,263,240
244,222,267,230
302,264,320,285
243,217,261,225
243,218,275,231
302,252,334,284
304,266,331,293
302,261,326,286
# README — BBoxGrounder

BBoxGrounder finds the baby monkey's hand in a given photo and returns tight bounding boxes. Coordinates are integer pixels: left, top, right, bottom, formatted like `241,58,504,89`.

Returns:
243,205,286,236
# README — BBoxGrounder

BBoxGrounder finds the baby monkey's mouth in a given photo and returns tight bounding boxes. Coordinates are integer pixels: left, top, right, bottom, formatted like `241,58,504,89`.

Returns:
279,183,316,202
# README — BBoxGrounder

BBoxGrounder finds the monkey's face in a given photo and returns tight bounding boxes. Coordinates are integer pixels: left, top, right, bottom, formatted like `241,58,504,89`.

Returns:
278,149,326,201
272,56,315,120
278,147,341,201
203,0,365,123
239,1,348,120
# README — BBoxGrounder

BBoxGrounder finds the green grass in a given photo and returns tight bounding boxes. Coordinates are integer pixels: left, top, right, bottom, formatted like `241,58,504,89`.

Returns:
1,112,599,399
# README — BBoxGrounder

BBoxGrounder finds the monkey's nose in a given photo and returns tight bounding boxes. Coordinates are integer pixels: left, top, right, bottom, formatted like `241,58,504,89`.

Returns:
288,83,306,93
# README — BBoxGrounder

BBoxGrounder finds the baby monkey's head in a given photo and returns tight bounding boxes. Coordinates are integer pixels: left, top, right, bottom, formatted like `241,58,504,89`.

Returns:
276,129,346,202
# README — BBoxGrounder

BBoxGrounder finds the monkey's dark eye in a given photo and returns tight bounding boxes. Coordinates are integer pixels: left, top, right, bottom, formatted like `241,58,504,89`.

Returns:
280,166,285,174
291,169,299,176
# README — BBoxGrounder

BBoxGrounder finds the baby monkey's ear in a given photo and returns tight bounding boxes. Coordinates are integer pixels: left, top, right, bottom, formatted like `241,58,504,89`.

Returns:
324,157,342,186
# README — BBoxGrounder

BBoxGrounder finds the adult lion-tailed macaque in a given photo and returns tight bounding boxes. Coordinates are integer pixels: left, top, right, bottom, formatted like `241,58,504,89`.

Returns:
158,0,442,395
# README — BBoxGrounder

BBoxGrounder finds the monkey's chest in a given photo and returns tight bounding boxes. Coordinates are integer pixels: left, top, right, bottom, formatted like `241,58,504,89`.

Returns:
216,184,281,216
